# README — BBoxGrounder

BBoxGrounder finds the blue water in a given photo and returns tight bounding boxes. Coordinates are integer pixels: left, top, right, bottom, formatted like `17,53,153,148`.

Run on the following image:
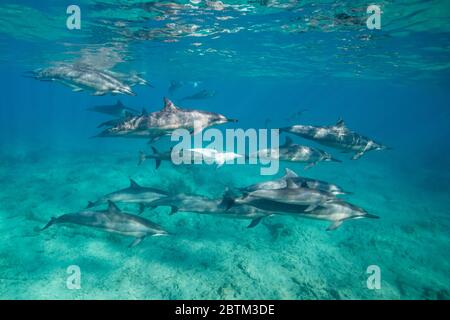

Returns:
0,1,449,299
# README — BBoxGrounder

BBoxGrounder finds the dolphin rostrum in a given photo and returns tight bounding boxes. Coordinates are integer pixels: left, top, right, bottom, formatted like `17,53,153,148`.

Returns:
41,201,169,247
281,119,390,160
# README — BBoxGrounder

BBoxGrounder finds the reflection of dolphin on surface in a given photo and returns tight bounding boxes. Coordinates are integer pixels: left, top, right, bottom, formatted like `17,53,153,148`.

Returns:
281,119,390,160
41,201,169,247
29,64,137,96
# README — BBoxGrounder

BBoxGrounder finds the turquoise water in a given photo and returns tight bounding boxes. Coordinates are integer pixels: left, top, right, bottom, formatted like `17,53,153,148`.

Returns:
0,1,449,299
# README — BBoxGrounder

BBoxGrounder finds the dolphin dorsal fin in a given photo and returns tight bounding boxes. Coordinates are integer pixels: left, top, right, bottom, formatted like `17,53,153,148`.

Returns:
163,97,178,111
116,100,124,107
283,168,298,179
285,179,297,189
141,108,148,116
283,136,294,147
130,179,141,189
107,201,121,214
336,118,346,128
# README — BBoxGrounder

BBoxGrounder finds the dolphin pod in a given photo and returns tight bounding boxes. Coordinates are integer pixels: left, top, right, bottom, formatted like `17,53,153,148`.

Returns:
36,80,387,247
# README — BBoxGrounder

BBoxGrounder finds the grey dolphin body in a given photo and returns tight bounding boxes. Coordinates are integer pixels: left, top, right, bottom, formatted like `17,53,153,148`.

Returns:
95,97,237,141
87,100,140,117
281,119,390,160
180,89,216,101
240,168,349,196
86,179,168,213
31,64,136,96
41,201,169,247
251,137,341,169
226,179,336,212
305,199,379,230
147,193,273,228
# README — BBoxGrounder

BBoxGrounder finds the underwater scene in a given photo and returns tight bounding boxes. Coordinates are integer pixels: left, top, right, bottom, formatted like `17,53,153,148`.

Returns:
0,0,449,300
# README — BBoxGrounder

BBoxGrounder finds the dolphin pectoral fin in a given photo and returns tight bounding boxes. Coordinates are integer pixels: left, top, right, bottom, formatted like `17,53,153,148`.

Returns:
138,151,146,166
72,87,83,92
139,203,145,215
191,126,204,136
169,206,178,215
352,152,364,160
216,162,224,169
40,217,57,231
93,91,106,96
304,204,318,212
247,217,263,228
155,159,162,170
304,162,316,170
86,201,96,209
128,237,145,248
326,220,343,231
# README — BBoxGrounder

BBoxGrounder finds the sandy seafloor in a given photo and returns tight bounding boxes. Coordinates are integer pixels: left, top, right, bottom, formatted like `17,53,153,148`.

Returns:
0,143,448,300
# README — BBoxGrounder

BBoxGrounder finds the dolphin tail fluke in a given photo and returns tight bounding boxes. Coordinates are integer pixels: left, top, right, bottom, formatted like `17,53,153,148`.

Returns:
364,213,380,219
150,147,162,169
247,217,263,228
40,217,57,231
330,157,342,163
138,151,146,166
352,152,365,160
86,201,96,209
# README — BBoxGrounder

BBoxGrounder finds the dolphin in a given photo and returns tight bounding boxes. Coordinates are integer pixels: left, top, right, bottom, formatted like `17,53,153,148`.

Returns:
41,201,169,247
87,100,140,118
281,119,390,160
147,193,273,228
251,137,341,169
240,168,349,196
30,64,136,96
187,148,243,168
86,179,169,214
168,80,183,95
95,97,237,140
304,199,379,231
224,179,336,212
180,89,216,101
